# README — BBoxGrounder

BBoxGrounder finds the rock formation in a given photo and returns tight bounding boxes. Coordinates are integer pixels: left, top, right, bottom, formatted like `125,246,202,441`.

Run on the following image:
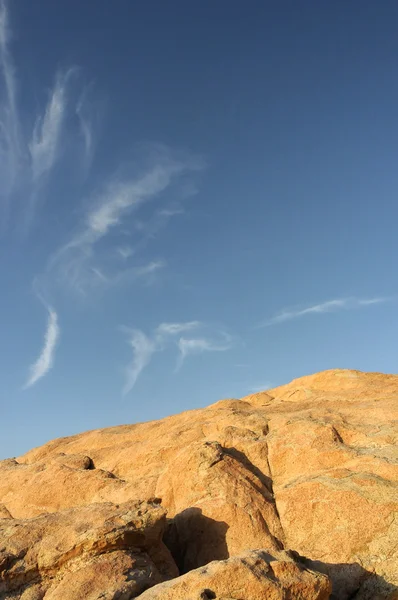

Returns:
0,369,397,599
0,499,176,599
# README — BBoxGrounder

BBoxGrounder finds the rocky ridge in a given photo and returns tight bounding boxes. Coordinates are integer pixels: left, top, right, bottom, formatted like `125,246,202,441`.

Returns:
0,369,397,599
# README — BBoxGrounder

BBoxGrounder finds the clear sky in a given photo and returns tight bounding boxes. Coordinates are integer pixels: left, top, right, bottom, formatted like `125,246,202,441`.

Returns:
1,0,397,459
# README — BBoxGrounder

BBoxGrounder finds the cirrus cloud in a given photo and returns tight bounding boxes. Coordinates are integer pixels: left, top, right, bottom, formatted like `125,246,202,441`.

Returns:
23,305,60,389
122,322,234,394
42,146,203,296
260,296,391,327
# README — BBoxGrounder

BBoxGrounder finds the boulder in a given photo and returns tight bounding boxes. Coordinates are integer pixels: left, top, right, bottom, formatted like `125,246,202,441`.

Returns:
0,499,177,599
135,549,331,600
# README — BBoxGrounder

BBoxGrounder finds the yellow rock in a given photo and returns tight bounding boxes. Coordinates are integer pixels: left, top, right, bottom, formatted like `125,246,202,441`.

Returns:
0,369,397,599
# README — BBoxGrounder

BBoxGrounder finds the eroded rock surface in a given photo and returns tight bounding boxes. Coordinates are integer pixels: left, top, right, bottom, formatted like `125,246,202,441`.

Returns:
0,499,177,599
0,369,397,599
135,549,332,600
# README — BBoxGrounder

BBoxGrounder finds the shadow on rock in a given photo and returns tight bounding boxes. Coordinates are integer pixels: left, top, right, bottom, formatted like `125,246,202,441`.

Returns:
164,508,229,575
223,447,274,496
296,554,398,600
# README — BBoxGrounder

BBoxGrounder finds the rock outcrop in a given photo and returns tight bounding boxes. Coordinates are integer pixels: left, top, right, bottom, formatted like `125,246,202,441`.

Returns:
135,550,331,600
0,499,177,599
0,369,397,599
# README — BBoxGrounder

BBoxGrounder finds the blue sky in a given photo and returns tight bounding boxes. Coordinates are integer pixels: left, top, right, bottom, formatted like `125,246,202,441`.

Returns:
1,0,397,458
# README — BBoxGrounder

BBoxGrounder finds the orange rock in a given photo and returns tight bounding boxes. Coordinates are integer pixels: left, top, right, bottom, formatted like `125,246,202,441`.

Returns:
135,549,331,600
0,499,176,599
0,369,397,599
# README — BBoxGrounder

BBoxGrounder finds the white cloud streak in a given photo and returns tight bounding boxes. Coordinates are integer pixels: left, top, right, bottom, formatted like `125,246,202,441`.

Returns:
24,306,60,389
157,207,184,218
0,1,15,118
123,321,201,393
133,260,165,277
0,2,95,231
123,330,156,396
176,335,233,370
357,298,386,306
0,0,21,200
156,321,200,336
123,321,233,393
262,297,390,326
87,163,184,237
47,151,201,295
117,245,134,259
29,69,73,181
76,92,92,161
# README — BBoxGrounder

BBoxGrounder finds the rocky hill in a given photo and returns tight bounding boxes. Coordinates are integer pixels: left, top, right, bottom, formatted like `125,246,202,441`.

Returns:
0,369,397,599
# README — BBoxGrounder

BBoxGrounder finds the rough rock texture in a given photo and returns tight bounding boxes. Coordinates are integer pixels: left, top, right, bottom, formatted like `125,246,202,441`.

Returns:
135,550,331,600
0,369,397,599
0,499,177,599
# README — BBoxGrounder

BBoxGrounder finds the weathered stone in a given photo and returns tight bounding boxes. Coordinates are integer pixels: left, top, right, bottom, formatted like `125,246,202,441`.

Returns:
0,500,177,599
135,549,331,600
0,369,396,598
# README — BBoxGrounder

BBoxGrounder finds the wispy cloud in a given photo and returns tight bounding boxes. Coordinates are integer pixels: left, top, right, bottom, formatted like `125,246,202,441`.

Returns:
122,322,195,394
261,296,390,326
1,1,92,232
157,206,184,218
116,202,185,258
117,245,134,259
133,260,165,277
29,69,73,181
75,89,93,163
1,0,203,272
105,260,166,288
123,330,156,395
122,321,233,393
2,2,207,397
24,305,60,389
156,321,200,336
357,298,387,306
0,1,16,120
176,334,233,370
0,0,21,202
45,148,202,295
87,162,185,237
